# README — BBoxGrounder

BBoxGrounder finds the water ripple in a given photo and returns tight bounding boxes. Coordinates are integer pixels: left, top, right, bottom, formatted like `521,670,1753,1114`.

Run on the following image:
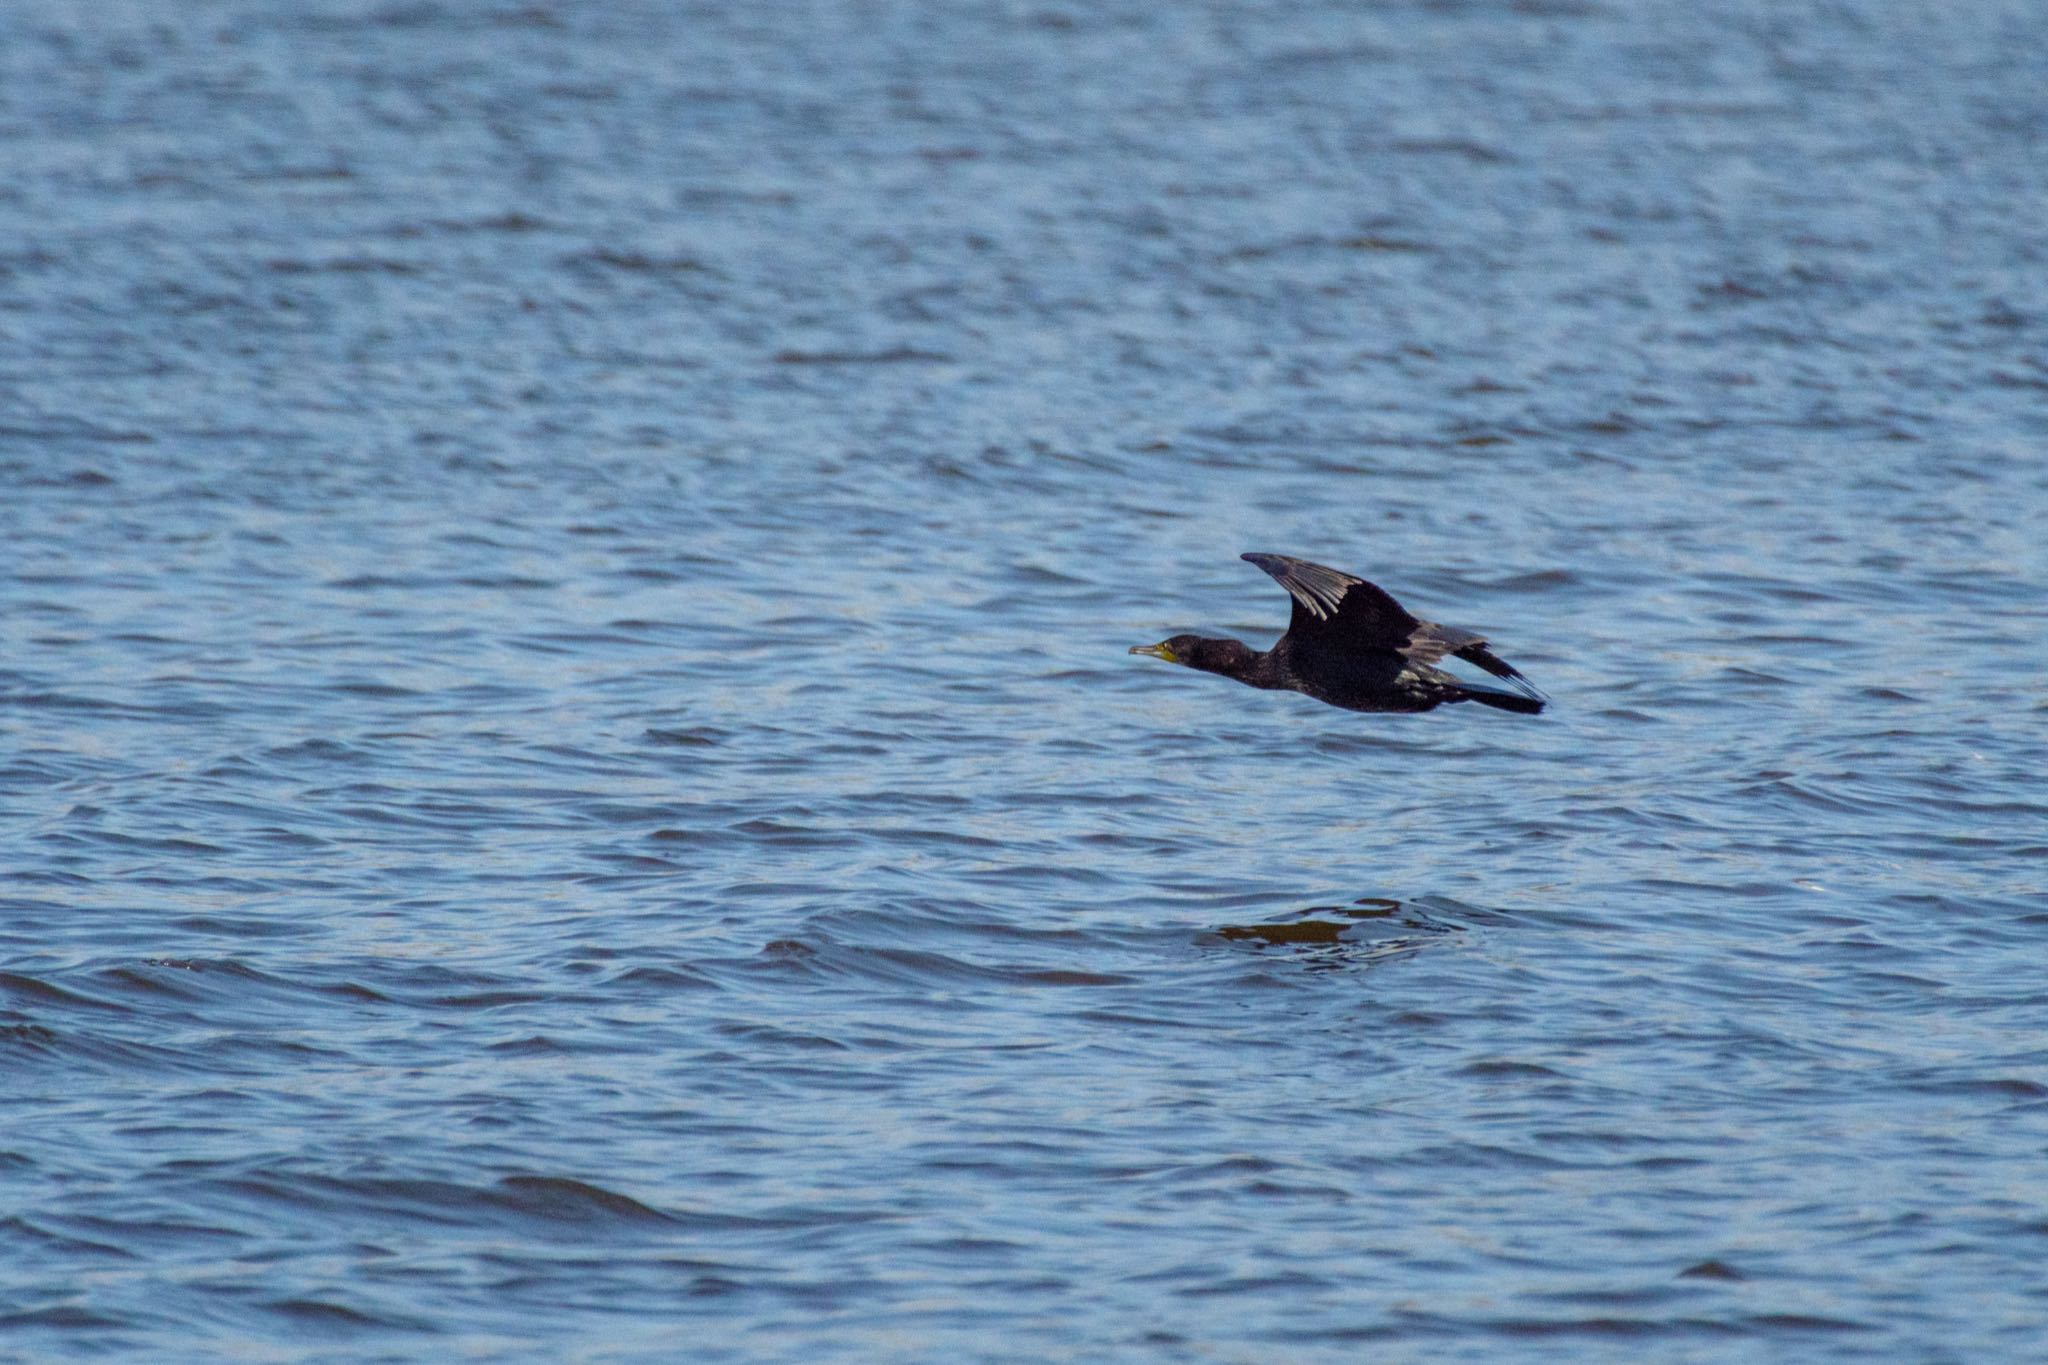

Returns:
3,0,2046,1358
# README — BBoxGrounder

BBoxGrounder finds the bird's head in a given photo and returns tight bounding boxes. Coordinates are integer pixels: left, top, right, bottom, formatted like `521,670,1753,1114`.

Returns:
1128,633,1203,667
1128,635,1255,676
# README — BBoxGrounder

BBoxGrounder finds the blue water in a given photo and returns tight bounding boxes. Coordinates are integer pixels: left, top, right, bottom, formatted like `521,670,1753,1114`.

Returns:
5,1,2047,1359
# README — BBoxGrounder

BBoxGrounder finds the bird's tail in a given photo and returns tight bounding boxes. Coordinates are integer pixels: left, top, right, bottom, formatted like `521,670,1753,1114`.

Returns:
1453,684,1546,716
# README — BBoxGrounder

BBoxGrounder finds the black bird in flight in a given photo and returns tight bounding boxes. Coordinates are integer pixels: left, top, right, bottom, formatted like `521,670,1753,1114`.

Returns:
1129,553,1547,716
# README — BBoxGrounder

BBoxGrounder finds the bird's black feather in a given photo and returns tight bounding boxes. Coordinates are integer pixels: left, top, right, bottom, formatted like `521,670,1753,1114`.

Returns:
1130,553,1548,717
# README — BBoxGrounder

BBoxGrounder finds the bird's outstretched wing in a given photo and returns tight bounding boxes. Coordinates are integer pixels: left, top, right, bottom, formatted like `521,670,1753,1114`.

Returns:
1242,552,1549,704
1240,553,1417,649
1405,621,1548,703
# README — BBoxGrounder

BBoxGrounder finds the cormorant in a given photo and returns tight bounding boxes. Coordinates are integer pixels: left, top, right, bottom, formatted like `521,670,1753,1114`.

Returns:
1129,553,1547,716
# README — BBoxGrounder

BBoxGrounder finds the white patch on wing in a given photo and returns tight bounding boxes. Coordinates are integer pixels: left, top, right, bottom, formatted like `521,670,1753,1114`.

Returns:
1270,558,1357,621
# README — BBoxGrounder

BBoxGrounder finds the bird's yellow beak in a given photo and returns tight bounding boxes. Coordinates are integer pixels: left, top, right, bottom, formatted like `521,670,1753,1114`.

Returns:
1129,641,1179,664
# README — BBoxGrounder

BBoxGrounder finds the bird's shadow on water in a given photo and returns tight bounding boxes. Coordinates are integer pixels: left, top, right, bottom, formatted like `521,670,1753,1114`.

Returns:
1202,894,1508,971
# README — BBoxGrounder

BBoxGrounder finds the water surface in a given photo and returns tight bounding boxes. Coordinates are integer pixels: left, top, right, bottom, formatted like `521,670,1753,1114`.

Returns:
4,0,2047,1359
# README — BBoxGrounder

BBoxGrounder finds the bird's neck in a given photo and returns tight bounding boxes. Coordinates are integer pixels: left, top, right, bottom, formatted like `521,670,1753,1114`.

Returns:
1190,637,1282,688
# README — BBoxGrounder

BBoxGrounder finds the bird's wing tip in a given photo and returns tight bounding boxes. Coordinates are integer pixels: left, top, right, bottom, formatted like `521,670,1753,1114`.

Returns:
1477,657,1549,703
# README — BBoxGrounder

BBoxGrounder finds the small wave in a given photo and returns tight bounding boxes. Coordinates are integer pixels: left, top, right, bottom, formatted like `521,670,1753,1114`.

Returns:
261,1297,431,1332
199,1168,717,1237
0,971,130,1014
493,1176,677,1226
1209,894,1487,967
0,1303,132,1329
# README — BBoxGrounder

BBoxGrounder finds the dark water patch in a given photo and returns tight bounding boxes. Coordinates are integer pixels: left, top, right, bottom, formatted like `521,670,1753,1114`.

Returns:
1745,1314,1876,1334
196,1168,716,1238
0,690,155,717
170,914,322,938
564,247,715,274
1461,1059,1569,1080
266,255,424,276
647,826,719,845
323,679,421,699
604,965,721,992
261,1295,431,1332
1209,894,1484,964
726,937,1135,994
647,724,737,749
493,1177,678,1226
1072,1009,1225,1033
0,1023,62,1051
2,1026,225,1076
1679,1259,1747,1281
713,1021,863,1056
0,1215,137,1261
771,346,953,365
0,972,131,1014
574,801,687,826
425,990,552,1011
0,420,152,446
728,818,859,848
853,823,1006,852
1477,1315,1749,1340
1904,1076,2048,1101
97,964,208,1001
0,1302,134,1329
